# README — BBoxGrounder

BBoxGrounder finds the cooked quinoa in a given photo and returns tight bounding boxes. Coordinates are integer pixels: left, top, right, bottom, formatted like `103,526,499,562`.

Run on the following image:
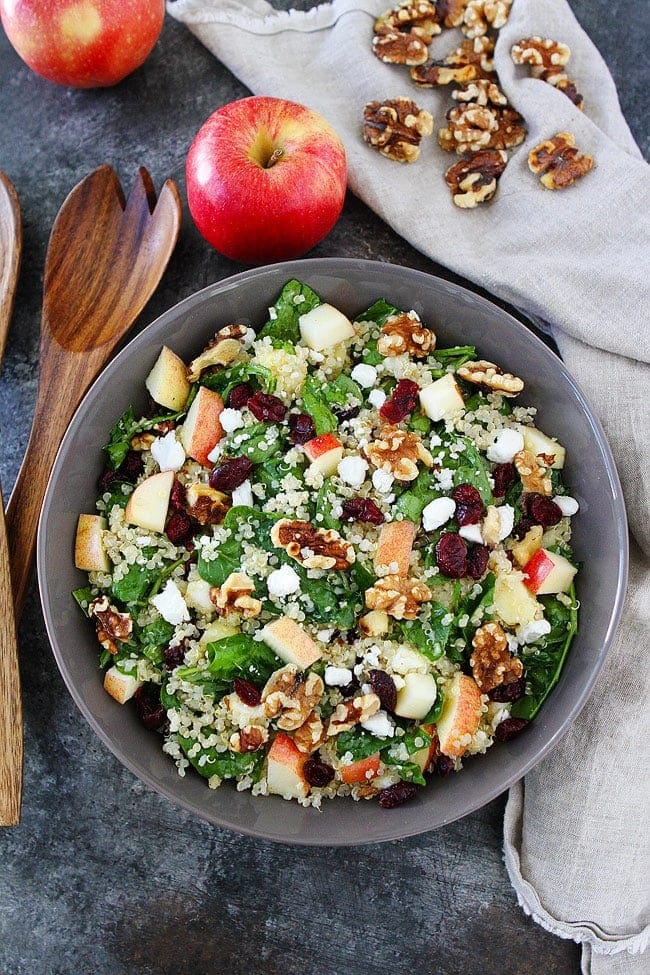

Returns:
73,279,579,808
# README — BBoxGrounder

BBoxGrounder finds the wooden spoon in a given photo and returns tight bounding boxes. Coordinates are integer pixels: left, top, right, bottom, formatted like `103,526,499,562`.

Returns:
0,171,23,826
6,165,181,618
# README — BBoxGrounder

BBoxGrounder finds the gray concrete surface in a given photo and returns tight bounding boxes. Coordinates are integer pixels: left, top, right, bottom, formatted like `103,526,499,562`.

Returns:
0,3,647,973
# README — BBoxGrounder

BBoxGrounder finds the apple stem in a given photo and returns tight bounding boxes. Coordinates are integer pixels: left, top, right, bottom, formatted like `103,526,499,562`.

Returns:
265,147,284,168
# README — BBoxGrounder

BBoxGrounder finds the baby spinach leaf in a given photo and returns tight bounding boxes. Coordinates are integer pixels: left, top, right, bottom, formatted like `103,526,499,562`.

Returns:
256,279,322,345
139,619,175,649
97,479,133,513
200,361,276,397
205,634,280,685
322,373,362,406
451,437,494,506
178,736,264,781
72,586,95,617
356,298,400,325
429,345,476,377
422,686,445,724
229,422,285,463
160,680,179,710
110,549,159,605
103,405,185,470
301,376,338,435
335,729,385,760
396,468,442,523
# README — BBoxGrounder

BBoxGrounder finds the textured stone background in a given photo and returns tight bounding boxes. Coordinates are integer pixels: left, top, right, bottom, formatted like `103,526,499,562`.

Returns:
0,2,647,973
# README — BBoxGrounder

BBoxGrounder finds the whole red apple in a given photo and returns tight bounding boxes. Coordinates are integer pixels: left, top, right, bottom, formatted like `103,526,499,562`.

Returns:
186,97,347,265
0,0,164,88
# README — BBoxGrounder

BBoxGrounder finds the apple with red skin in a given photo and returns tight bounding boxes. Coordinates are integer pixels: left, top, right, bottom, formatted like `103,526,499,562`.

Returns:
0,0,164,88
186,96,347,264
523,548,577,595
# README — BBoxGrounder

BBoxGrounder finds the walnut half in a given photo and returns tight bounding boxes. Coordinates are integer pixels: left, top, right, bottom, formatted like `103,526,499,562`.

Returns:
513,450,552,496
271,519,355,570
88,597,133,654
411,36,495,88
377,311,436,357
457,359,524,396
528,132,594,190
362,98,433,164
326,694,381,736
470,621,523,692
365,574,432,620
374,2,442,44
262,666,325,731
364,426,434,482
462,0,512,39
445,149,508,208
210,572,262,619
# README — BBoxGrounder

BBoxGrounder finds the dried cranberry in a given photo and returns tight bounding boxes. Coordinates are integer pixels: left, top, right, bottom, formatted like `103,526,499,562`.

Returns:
489,677,526,703
169,479,186,511
452,483,483,526
368,669,397,711
435,532,468,578
304,759,335,788
210,456,254,492
340,497,385,525
118,450,144,483
164,644,186,670
526,493,563,527
134,684,166,731
288,412,316,445
166,510,193,545
335,405,361,423
380,379,420,424
494,717,529,741
435,755,456,778
492,462,516,498
340,674,360,697
378,782,419,808
247,391,286,423
513,515,535,540
233,678,261,707
227,382,254,410
466,544,489,580
98,469,118,494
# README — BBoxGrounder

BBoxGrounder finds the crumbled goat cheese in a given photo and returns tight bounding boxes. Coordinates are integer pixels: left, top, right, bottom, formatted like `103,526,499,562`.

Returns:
422,497,456,532
219,408,245,434
361,710,394,738
486,428,525,464
151,580,190,625
517,619,552,644
317,628,334,643
150,430,185,472
434,468,454,491
231,479,254,507
267,564,301,597
554,495,579,517
351,363,377,388
368,388,386,409
459,523,484,544
207,440,225,463
338,455,368,489
496,504,515,541
324,666,353,687
372,469,394,494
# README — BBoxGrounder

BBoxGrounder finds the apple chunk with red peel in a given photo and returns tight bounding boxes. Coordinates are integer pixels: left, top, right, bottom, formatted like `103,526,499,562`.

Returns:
75,514,110,572
298,303,355,351
266,732,309,799
124,470,174,533
374,519,415,576
436,673,482,758
180,386,224,467
303,433,343,477
104,666,142,704
523,548,577,595
260,617,322,669
339,753,380,784
145,346,190,411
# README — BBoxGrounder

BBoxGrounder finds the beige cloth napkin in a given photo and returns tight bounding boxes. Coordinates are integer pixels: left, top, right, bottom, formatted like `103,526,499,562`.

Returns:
167,0,650,967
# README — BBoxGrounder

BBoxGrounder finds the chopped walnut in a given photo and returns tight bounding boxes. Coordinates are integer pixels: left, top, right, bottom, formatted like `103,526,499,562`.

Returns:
435,0,469,28
528,132,594,189
210,571,262,619
489,106,527,150
364,426,434,482
359,609,391,637
452,79,507,107
438,103,498,154
510,525,543,567
270,518,355,570
372,28,429,65
187,333,245,382
262,666,325,731
292,711,328,754
548,74,584,109
457,359,524,395
511,36,571,78
229,726,269,754
470,621,523,692
374,1,442,44
88,596,133,654
377,311,436,357
513,449,553,496
411,35,495,87
185,483,229,525
130,432,156,451
362,98,434,164
445,149,508,208
365,574,432,620
326,694,381,736
354,783,380,799
462,0,512,39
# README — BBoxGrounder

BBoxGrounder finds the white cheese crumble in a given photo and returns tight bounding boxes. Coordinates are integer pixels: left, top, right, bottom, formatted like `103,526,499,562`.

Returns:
231,479,254,507
434,468,454,491
150,430,185,472
219,408,245,434
368,388,386,409
496,504,515,541
422,496,456,532
372,469,394,494
207,440,225,463
459,523,484,544
351,363,377,388
486,428,525,464
151,580,190,626
553,495,579,517
361,710,394,738
266,564,301,597
324,666,353,687
337,455,368,489
517,619,552,644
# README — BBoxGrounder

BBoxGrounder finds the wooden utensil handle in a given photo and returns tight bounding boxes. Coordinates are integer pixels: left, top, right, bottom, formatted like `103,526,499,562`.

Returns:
0,486,22,825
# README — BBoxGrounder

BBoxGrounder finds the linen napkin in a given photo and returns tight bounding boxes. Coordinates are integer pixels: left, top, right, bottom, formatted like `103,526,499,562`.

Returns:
167,0,650,967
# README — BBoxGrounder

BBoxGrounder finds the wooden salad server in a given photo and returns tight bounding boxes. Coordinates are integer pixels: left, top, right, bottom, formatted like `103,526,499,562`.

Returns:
0,171,23,826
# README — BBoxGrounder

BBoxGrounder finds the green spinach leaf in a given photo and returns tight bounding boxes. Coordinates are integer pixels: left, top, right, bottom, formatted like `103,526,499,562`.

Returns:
178,736,264,781
301,376,338,435
103,405,185,470
200,361,276,397
256,279,322,345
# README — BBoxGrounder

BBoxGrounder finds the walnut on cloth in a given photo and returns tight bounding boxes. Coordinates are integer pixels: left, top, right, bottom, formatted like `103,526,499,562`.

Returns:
438,103,526,154
270,518,355,570
362,98,434,163
444,149,508,208
374,1,442,44
452,78,508,107
88,597,132,655
372,27,429,65
411,35,495,87
457,359,524,395
365,574,432,620
364,425,434,482
510,36,571,79
377,311,436,356
470,621,523,692
462,0,512,39
528,132,594,189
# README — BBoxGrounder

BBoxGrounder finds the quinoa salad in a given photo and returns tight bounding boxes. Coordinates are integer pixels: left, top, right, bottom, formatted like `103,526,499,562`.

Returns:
73,280,580,808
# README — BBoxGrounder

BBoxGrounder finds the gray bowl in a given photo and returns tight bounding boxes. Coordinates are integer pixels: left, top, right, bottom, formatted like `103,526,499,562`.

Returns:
37,258,628,845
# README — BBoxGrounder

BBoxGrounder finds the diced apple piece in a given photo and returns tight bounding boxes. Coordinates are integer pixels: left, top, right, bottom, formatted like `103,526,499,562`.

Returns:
145,346,190,411
124,470,174,533
521,426,565,469
359,609,390,637
74,514,110,572
104,666,142,704
180,386,224,467
339,753,380,785
303,433,344,477
261,616,322,669
510,525,543,567
411,723,437,775
374,519,415,576
394,672,438,720
436,673,482,758
493,570,541,626
419,373,465,422
298,303,355,351
266,732,309,799
184,579,216,616
199,619,240,646
523,548,577,595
